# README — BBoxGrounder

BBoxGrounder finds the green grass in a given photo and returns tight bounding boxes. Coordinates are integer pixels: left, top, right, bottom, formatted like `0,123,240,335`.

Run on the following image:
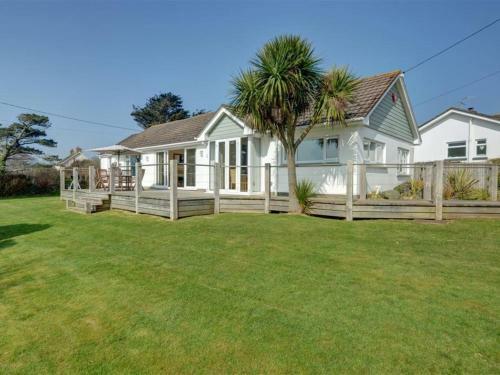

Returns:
0,196,498,373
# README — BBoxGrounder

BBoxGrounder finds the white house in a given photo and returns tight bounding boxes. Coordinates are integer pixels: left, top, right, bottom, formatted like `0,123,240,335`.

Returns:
414,107,500,162
97,70,420,195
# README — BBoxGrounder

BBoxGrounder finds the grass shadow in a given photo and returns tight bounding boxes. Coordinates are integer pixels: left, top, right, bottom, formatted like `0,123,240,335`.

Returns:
0,224,51,250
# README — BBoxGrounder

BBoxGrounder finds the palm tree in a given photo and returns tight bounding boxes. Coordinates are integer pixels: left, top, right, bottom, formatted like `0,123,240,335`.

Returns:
231,35,359,212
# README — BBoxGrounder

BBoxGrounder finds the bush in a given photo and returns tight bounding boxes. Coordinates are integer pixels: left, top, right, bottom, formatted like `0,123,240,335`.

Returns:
395,178,424,200
295,180,315,214
444,169,479,200
0,168,59,197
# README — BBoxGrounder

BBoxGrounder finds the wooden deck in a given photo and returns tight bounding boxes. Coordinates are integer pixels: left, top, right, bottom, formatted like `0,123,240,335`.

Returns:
61,188,500,221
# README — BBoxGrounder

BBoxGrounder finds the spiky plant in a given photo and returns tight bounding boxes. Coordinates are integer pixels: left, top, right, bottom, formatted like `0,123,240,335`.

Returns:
444,169,479,200
231,35,358,212
295,179,315,214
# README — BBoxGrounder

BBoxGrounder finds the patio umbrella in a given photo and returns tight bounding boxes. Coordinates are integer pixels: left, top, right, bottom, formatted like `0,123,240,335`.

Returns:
88,145,140,166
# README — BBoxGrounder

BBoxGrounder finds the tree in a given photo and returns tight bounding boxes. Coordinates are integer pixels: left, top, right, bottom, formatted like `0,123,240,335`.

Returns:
0,114,57,176
231,35,358,212
191,109,207,116
131,92,189,129
43,154,62,166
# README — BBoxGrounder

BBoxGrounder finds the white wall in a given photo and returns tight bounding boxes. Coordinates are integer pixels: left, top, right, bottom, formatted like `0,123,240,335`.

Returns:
357,126,416,195
414,112,500,162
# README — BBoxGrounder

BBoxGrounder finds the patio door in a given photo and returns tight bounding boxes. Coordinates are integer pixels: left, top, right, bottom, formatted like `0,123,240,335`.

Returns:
218,141,226,189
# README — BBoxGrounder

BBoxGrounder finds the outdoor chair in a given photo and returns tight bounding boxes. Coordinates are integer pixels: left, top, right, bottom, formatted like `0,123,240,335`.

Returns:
96,169,109,189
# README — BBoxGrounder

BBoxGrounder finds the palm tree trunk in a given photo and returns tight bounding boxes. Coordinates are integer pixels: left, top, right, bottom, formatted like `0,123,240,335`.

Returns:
287,148,300,213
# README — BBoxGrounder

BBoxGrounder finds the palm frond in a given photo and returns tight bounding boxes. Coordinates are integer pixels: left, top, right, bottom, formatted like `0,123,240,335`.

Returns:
313,66,359,126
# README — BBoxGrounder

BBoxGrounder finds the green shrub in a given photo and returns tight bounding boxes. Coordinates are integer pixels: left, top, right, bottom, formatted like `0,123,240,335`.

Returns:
295,180,315,214
395,178,424,200
444,169,479,200
467,188,490,201
0,168,59,197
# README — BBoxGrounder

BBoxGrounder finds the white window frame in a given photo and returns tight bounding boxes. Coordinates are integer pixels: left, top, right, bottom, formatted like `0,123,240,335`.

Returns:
475,139,487,157
447,141,467,160
281,137,340,164
397,148,410,175
363,139,385,163
155,151,167,187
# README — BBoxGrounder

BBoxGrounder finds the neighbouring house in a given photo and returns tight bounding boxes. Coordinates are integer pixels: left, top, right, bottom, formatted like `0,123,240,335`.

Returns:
414,107,500,163
56,147,94,170
97,70,420,195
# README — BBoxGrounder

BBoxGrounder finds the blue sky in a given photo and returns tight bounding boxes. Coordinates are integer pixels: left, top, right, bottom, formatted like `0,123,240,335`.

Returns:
0,0,499,157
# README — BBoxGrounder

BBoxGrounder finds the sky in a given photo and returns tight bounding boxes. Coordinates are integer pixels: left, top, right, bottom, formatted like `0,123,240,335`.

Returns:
0,0,499,158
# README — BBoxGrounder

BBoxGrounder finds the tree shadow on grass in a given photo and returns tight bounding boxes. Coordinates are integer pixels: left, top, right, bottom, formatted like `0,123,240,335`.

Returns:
0,224,51,250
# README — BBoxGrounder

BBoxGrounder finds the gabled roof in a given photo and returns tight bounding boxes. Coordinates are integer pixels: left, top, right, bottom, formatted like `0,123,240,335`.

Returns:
297,70,401,125
419,107,500,132
115,70,409,149
347,70,401,118
119,112,216,149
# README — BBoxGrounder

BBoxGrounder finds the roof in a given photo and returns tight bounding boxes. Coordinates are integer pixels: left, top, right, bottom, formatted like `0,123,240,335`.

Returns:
297,70,401,125
420,107,500,130
118,112,216,149
116,70,403,149
346,70,401,118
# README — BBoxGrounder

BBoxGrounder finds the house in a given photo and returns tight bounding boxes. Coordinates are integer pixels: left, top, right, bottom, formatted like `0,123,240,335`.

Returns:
56,147,94,170
97,70,420,195
414,107,500,162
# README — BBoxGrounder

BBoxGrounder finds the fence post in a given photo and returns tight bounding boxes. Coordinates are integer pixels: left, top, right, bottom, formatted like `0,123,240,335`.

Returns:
169,159,178,220
424,164,433,201
109,166,115,194
88,165,95,192
264,163,271,213
489,164,498,201
72,167,78,202
358,163,366,200
213,162,220,214
434,160,444,220
346,160,353,221
134,162,141,214
59,169,65,200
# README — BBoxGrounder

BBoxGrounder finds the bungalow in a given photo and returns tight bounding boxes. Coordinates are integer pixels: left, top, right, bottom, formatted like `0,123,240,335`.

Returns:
414,107,500,163
97,70,421,195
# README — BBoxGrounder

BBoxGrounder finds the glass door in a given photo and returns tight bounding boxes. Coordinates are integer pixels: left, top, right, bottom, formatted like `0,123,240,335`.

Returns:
229,140,237,190
218,141,226,189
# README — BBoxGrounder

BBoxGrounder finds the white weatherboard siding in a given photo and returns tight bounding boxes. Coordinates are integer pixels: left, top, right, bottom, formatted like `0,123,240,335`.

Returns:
415,111,500,162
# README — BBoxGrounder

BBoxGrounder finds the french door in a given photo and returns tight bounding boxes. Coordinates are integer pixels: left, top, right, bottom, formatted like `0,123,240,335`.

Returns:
214,138,249,193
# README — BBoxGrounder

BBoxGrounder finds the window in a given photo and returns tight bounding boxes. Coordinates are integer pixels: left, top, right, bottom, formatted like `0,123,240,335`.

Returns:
209,141,215,190
476,139,487,156
186,149,196,187
325,138,339,160
397,148,410,175
363,140,384,163
156,152,165,185
240,137,248,192
447,141,466,159
297,139,324,162
229,140,237,190
287,137,339,164
218,141,226,189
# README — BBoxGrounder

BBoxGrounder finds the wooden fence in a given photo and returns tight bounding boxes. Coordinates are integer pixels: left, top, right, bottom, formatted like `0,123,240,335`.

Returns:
60,160,500,221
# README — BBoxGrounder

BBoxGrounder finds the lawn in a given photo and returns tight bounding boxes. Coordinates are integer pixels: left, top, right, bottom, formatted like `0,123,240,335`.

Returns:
0,196,498,373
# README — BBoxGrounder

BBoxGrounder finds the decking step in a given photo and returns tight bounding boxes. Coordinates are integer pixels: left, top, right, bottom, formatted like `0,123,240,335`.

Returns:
64,195,111,214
